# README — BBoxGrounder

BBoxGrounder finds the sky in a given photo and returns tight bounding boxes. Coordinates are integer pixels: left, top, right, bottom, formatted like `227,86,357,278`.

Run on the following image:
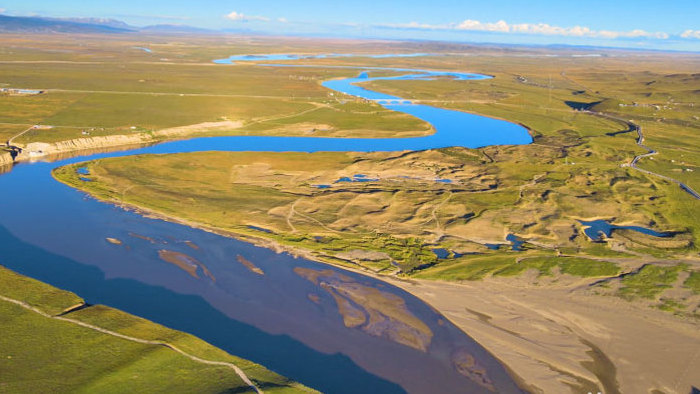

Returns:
2,0,700,51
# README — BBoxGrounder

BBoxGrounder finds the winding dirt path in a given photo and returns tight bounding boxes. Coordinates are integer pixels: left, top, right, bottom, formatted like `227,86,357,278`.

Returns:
6,126,35,146
584,110,700,200
0,294,263,394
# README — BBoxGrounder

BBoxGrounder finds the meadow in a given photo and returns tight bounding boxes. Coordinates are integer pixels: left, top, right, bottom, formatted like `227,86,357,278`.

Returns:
0,34,429,145
0,266,311,393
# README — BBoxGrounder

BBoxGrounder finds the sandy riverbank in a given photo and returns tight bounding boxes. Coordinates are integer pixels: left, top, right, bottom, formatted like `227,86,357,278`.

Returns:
12,121,244,162
386,277,700,394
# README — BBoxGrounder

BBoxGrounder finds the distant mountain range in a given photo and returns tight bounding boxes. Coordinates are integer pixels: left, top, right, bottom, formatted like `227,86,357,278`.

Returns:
46,17,134,30
140,24,215,34
0,14,216,34
0,15,133,33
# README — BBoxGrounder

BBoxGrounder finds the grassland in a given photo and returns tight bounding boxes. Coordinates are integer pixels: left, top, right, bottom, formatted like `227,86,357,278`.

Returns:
366,53,700,192
415,255,620,281
617,264,686,300
0,265,310,393
0,34,433,148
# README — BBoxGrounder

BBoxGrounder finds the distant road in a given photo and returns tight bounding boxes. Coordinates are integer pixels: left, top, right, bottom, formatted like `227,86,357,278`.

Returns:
7,126,35,146
584,110,700,201
45,88,318,100
530,72,698,201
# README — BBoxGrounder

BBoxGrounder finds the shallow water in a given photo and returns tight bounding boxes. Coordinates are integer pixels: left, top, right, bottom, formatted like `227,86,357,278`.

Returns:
0,54,531,393
506,234,526,251
579,219,670,241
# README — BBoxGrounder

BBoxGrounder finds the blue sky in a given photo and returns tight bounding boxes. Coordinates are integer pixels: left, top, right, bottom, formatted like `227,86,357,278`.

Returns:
2,1,700,51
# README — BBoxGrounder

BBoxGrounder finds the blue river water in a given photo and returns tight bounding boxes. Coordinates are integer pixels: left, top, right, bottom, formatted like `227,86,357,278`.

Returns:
579,219,670,241
214,54,533,149
0,55,532,393
133,46,153,53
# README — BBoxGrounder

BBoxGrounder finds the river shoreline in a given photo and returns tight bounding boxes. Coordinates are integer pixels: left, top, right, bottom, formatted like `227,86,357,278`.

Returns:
52,167,700,393
51,167,534,391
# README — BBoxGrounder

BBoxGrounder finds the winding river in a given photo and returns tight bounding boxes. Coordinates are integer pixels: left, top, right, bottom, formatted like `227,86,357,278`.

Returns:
0,56,531,393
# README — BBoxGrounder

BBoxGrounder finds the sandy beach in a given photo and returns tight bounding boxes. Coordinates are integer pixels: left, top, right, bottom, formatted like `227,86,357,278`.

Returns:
388,276,700,393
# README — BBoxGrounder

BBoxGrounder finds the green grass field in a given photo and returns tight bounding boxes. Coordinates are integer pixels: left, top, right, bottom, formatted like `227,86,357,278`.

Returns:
617,264,686,300
0,265,311,393
0,35,434,146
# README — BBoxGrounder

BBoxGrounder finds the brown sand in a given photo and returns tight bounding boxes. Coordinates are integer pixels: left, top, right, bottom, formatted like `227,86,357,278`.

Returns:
388,277,700,394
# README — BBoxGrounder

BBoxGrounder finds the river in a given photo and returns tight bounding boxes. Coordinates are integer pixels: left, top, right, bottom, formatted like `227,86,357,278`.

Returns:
0,55,531,393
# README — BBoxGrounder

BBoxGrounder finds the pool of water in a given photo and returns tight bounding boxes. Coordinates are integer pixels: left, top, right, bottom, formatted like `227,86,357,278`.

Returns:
432,248,451,259
579,220,670,241
506,234,526,251
336,174,380,183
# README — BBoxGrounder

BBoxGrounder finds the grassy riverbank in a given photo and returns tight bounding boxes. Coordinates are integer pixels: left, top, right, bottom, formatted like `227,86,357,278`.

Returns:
0,265,312,393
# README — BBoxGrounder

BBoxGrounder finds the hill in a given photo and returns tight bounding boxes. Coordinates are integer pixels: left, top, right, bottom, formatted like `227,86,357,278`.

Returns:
140,24,216,34
0,14,132,33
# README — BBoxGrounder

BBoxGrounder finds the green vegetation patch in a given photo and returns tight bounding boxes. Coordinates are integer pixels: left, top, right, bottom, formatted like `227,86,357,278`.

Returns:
683,270,700,294
494,256,619,278
0,265,82,315
657,298,686,313
618,264,686,300
414,255,516,281
415,254,619,281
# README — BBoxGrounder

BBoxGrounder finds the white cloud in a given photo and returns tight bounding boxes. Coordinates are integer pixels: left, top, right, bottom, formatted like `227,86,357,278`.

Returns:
681,30,700,39
378,19,670,40
277,17,288,23
225,11,269,22
595,29,668,39
0,8,6,14
457,19,510,33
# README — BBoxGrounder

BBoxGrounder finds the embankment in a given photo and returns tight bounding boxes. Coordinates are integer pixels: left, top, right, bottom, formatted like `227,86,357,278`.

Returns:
18,134,154,160
0,151,13,167
14,121,244,162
